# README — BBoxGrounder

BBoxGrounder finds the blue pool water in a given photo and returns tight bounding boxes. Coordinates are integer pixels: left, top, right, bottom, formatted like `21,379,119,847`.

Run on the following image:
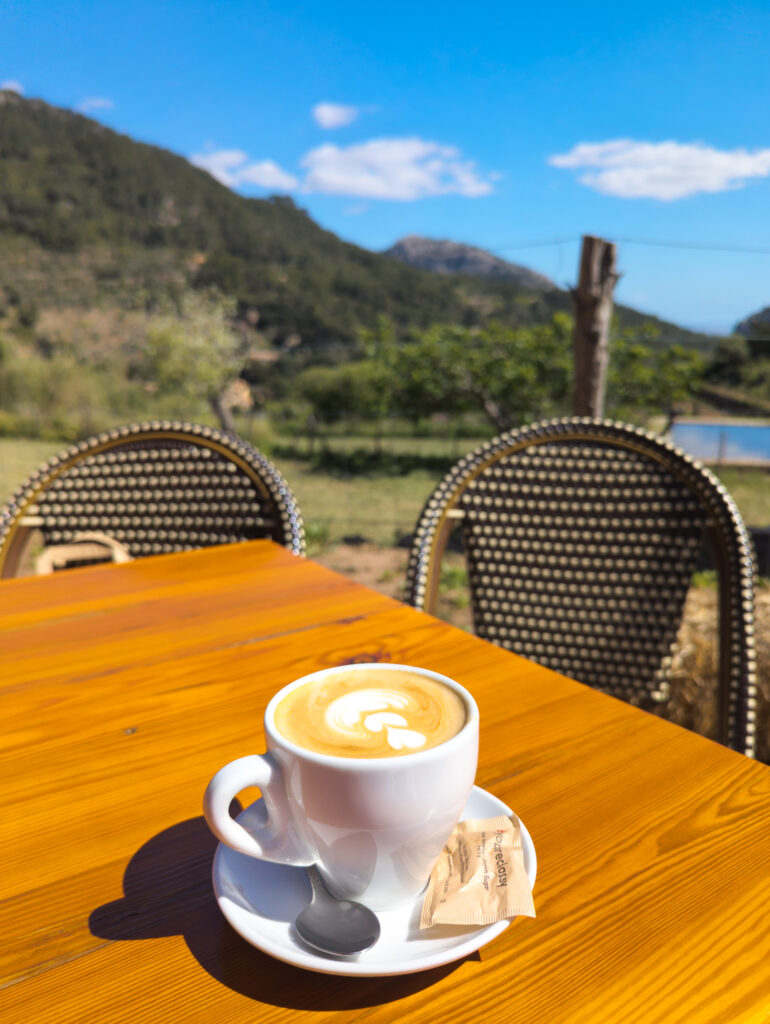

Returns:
670,422,770,464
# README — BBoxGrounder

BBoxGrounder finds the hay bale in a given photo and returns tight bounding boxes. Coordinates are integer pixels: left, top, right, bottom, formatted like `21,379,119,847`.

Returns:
659,587,770,763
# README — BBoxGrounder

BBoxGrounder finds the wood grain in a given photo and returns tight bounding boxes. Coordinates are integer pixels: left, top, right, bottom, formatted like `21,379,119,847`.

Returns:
1,540,768,1024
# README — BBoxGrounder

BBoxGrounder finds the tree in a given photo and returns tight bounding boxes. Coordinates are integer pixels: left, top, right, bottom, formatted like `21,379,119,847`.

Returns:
393,315,573,432
359,316,403,449
293,360,390,446
704,334,770,407
606,327,705,428
704,336,750,387
294,314,705,442
393,315,704,433
136,289,247,431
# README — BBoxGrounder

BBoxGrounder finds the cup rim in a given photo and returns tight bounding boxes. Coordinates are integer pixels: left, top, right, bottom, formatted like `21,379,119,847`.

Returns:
264,662,479,768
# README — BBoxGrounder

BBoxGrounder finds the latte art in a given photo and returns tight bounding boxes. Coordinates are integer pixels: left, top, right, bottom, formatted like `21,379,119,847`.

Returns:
274,667,467,758
326,689,428,750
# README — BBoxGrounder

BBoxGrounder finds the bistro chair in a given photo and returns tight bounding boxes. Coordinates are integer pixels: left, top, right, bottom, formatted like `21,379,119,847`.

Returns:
406,417,758,757
0,420,305,577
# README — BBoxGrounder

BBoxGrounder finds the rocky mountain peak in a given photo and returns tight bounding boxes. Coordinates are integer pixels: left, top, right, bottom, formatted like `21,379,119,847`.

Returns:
383,235,553,290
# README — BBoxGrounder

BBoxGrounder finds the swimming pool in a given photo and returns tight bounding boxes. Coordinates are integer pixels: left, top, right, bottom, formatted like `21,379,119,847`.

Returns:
670,421,770,464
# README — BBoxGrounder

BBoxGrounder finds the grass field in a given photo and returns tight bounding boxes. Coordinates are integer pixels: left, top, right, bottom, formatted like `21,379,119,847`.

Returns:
3,435,768,542
0,439,66,503
706,467,770,526
274,459,440,549
0,437,456,548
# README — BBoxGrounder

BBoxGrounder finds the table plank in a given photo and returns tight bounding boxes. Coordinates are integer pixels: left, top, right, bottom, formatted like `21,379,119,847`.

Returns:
1,540,768,1024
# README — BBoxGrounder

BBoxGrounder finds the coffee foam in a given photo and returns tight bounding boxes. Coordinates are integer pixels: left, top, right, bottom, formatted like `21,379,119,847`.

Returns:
274,668,467,758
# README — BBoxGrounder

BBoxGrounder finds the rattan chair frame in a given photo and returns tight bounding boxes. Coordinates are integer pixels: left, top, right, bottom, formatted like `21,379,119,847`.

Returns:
0,420,305,577
406,417,757,757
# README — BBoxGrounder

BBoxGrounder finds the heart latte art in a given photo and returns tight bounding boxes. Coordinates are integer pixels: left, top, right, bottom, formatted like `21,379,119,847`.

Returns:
274,667,467,758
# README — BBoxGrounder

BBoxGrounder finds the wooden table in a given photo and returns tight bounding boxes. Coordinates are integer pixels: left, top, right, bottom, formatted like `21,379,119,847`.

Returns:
2,540,768,1024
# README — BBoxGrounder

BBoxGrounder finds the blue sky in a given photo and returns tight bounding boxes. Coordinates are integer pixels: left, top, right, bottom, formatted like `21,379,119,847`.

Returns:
2,0,769,333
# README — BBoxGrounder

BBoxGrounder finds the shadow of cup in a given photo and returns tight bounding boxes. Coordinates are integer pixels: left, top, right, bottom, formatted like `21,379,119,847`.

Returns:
89,810,470,1011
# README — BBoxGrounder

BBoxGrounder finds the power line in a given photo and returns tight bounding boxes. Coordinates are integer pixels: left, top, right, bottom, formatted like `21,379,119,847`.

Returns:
489,236,770,257
615,237,770,256
489,237,578,253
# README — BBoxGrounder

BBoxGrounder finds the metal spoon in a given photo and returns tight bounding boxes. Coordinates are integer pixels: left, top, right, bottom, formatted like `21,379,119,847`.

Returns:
295,865,381,956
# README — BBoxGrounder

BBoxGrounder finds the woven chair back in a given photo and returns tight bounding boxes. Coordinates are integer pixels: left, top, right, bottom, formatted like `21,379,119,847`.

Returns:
406,418,757,756
0,421,304,576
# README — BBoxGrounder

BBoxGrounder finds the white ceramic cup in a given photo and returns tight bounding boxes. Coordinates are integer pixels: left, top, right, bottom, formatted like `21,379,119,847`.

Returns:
203,663,479,911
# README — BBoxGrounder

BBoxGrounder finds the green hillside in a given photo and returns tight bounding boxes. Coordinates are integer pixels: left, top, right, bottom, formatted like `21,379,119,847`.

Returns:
0,90,714,355
0,91,564,352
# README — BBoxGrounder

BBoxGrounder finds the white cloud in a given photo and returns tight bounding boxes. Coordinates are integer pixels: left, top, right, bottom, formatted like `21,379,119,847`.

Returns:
190,149,248,185
232,159,300,190
190,136,493,201
190,149,298,191
549,139,770,200
0,80,23,94
301,137,494,200
77,96,114,113
312,102,358,129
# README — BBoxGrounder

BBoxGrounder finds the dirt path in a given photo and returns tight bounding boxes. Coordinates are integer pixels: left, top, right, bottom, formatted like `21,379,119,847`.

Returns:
314,543,472,630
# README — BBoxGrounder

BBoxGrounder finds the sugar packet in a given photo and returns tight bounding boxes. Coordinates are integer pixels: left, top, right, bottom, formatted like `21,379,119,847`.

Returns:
419,815,535,928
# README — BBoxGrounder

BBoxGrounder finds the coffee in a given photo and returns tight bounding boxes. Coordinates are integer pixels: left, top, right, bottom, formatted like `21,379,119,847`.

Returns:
205,662,479,908
273,666,467,758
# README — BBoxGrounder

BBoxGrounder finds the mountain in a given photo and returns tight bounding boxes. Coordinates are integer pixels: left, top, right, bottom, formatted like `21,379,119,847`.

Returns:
0,91,567,353
735,306,770,340
383,236,553,289
0,90,714,356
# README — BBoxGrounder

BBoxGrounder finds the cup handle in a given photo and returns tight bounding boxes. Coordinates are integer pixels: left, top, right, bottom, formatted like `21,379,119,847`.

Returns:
203,753,315,865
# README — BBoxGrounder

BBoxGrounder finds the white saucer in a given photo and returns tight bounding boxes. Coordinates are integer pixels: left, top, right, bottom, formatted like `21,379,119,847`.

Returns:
212,785,536,977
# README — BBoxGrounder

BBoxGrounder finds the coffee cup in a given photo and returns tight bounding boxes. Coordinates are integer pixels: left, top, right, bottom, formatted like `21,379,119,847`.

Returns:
203,663,479,910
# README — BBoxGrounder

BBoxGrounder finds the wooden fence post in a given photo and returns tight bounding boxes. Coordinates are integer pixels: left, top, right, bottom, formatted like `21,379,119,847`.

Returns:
572,235,619,417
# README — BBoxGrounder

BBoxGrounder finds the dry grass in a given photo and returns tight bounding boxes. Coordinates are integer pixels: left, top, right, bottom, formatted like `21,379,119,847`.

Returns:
659,586,770,763
36,306,150,361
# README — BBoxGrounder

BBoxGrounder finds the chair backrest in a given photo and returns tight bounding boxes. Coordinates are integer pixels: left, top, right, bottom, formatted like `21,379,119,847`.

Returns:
0,420,305,577
406,418,757,757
